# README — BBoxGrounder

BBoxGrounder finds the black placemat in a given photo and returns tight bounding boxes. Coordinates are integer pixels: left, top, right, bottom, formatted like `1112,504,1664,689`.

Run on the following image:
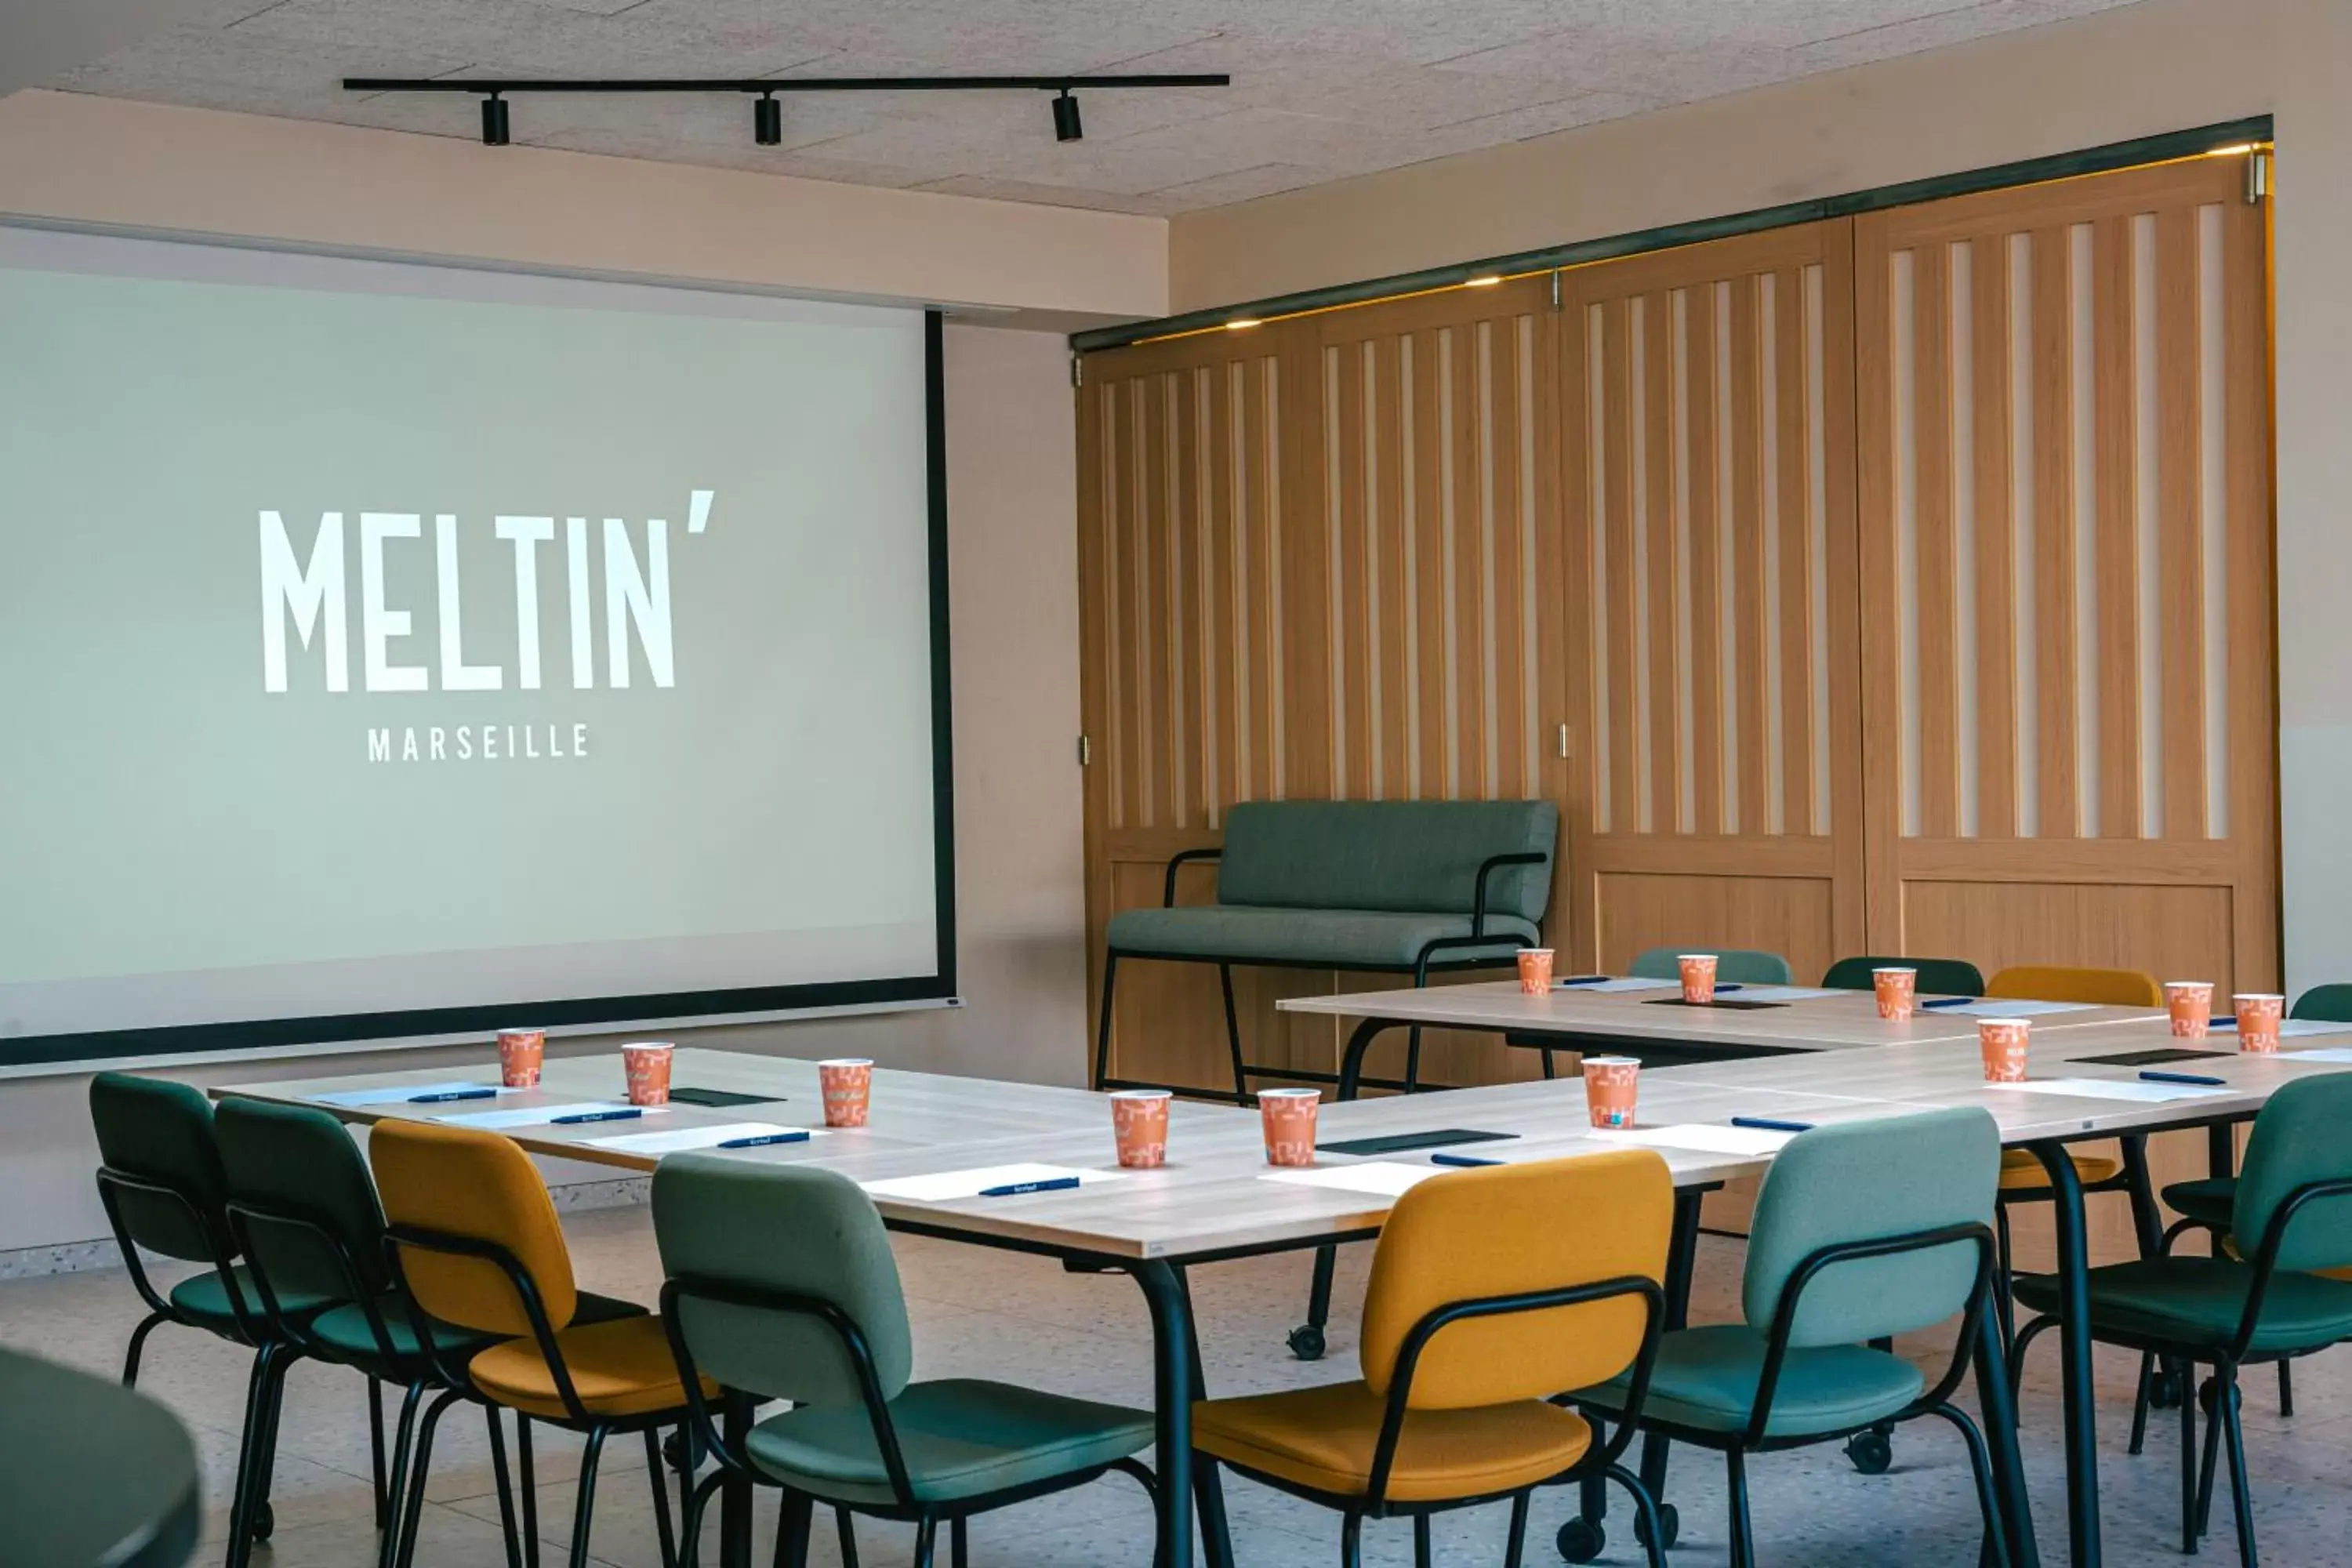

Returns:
2071,1047,2236,1067
1641,997,1790,1011
1316,1128,1519,1157
668,1087,787,1109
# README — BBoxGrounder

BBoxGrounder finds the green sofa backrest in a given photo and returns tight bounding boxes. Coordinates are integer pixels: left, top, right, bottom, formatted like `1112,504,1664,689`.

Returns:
1215,800,1558,923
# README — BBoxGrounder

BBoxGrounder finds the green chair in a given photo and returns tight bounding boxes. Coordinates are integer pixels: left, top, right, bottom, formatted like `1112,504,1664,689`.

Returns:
2013,1073,2352,1563
1820,955,1987,998
1573,1108,2009,1568
90,1073,292,1565
1627,948,1794,985
652,1156,1156,1568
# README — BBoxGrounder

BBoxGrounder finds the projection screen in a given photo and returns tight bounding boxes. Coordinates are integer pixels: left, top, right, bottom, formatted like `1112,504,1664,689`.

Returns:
0,223,955,1069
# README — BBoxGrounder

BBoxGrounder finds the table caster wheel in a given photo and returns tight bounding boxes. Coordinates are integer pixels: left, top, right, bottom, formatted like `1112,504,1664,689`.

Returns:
249,1501,275,1541
1286,1324,1326,1362
1555,1517,1605,1563
1846,1428,1893,1475
1634,1504,1679,1550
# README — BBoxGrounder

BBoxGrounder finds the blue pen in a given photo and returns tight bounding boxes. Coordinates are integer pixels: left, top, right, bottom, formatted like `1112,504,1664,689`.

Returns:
2140,1070,2226,1087
718,1131,812,1149
409,1088,498,1103
978,1177,1083,1197
1553,975,1611,988
1730,1116,1814,1133
1920,996,1976,1010
2212,1017,2238,1029
1430,1152,1503,1167
1714,983,1744,994
553,1109,643,1125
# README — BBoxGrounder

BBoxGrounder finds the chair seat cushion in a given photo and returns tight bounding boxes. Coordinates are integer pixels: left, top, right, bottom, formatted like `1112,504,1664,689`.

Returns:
2012,1258,2352,1356
746,1378,1153,1507
169,1266,329,1334
1190,1379,1591,1505
1998,1148,2123,1192
466,1313,711,1421
308,1290,642,1370
1582,1325,1925,1439
1106,906,1537,970
2163,1176,2237,1229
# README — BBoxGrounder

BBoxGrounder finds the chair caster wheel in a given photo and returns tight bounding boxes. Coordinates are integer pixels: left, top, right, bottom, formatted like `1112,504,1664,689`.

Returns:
1286,1324,1327,1362
2150,1369,2185,1410
1634,1504,1679,1549
249,1502,274,1541
1555,1517,1605,1563
1846,1428,1893,1475
663,1430,694,1473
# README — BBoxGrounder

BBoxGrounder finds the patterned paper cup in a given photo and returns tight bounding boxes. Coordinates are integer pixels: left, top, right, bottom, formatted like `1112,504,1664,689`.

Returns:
1679,954,1719,1006
621,1042,673,1107
497,1028,545,1090
1874,967,1918,1021
2166,982,2216,1040
1583,1055,1642,1129
1258,1087,1321,1167
1980,1019,2032,1083
1517,948,1556,995
2234,993,2285,1053
1110,1089,1173,1169
818,1058,874,1128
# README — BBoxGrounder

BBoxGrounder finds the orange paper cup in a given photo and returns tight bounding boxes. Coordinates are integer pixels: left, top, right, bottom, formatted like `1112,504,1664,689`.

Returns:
497,1028,545,1090
1980,1019,2031,1083
621,1041,673,1107
1110,1090,1172,1169
2165,982,2215,1040
1679,954,1719,1006
1258,1087,1321,1167
818,1058,874,1128
1517,948,1555,995
1873,967,1918,1022
2234,993,2285,1053
1583,1055,1642,1129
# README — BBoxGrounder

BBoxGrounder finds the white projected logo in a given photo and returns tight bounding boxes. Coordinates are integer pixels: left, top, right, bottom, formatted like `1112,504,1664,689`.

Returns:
258,490,716,764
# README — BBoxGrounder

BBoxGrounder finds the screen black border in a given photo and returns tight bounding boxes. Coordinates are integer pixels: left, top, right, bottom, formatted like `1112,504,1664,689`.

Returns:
0,308,959,1070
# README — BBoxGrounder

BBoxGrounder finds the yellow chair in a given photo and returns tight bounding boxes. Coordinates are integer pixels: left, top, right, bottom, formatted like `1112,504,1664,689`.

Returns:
370,1121,712,1568
1983,965,2161,1196
1192,1151,1673,1568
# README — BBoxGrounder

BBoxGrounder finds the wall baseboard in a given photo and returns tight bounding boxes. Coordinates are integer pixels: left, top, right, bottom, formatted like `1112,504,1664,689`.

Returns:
0,1177,653,1282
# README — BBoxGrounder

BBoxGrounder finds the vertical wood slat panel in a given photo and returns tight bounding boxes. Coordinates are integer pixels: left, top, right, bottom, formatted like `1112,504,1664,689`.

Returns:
1242,359,1277,804
1773,269,1816,835
2155,205,2208,841
1913,242,1961,838
1970,241,2019,840
1602,300,1639,833
1208,363,1240,820
1334,343,1370,800
1172,368,1203,829
1491,317,1527,802
1451,324,1489,797
1641,292,1682,833
1413,332,1448,800
1686,285,1726,833
1729,279,1771,833
1377,336,1412,800
2030,227,2082,840
2092,213,2141,840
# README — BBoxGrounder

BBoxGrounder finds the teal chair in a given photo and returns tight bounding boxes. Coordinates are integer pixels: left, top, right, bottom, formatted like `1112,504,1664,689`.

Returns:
652,1156,1157,1567
1573,1108,2009,1568
90,1074,291,1564
1627,948,1793,985
1820,955,1986,999
2013,1073,2352,1562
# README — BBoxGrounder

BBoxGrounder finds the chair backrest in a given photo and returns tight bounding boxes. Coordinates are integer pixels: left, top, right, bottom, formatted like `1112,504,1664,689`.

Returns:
1984,964,2161,1007
1359,1150,1669,1410
369,1120,579,1336
1214,800,1557,923
2233,1073,2352,1272
89,1073,231,1263
652,1157,914,1408
1628,947,1793,985
2292,984,2352,1023
1744,1108,1998,1347
216,1098,390,1304
1820,955,1987,997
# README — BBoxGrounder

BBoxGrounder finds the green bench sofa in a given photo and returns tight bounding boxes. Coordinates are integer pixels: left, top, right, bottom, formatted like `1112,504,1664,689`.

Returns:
1094,798,1559,1100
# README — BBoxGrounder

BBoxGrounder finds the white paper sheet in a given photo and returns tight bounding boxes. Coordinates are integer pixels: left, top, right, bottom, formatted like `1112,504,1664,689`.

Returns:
1555,978,1678,993
1985,1078,2231,1104
1592,1123,1799,1156
2213,1019,2350,1040
437,1102,659,1130
2278,1046,2352,1063
1714,985,1842,1003
1260,1163,1441,1198
589,1123,821,1156
310,1081,515,1108
1932,1000,2100,1018
861,1163,1126,1202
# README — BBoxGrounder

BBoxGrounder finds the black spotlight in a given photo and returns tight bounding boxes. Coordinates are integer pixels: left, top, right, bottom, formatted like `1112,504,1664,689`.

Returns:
480,93,510,146
753,93,782,147
1051,89,1082,143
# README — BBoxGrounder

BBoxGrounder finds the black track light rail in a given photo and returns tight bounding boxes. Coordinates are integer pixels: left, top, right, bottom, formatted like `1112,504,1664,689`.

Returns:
343,74,1229,93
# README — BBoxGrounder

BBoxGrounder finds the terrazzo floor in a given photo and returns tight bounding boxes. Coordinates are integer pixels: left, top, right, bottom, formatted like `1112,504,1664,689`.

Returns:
5,1205,2345,1567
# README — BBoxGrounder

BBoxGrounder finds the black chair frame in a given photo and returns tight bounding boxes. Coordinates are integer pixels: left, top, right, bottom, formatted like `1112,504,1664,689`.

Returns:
383,1222,688,1568
658,1275,1156,1568
1094,848,1549,1102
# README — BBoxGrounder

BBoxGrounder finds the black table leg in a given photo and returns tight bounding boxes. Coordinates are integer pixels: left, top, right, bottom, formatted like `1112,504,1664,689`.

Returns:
1637,1187,1708,1503
1336,1017,1392,1102
2030,1140,2100,1568
1972,1288,2042,1568
718,1393,752,1568
1128,1260,1196,1568
1176,1267,1236,1568
1290,1018,1401,1359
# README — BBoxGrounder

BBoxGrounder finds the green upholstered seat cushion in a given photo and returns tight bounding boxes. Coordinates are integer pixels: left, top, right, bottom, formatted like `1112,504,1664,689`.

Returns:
2011,1259,2352,1356
2163,1177,2237,1229
743,1378,1153,1507
1581,1325,1924,1439
1627,949,1794,985
1105,906,1537,969
1213,800,1557,923
1820,956,1987,997
305,1290,644,1370
169,1266,328,1333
